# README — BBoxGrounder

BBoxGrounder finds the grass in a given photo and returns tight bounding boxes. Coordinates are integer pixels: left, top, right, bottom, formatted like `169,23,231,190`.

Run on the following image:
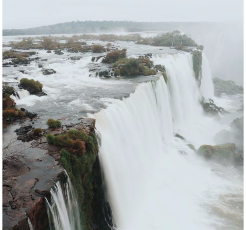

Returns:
20,78,43,94
46,118,61,128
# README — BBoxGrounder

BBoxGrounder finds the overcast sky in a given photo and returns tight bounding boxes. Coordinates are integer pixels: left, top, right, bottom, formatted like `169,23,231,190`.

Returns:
3,0,243,29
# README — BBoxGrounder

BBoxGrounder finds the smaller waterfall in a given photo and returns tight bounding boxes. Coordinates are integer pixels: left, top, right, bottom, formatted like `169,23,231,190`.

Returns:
46,172,82,230
17,89,30,99
28,218,34,230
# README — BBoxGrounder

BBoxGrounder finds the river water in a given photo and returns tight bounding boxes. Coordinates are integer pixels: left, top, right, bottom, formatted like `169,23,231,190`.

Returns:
2,33,243,230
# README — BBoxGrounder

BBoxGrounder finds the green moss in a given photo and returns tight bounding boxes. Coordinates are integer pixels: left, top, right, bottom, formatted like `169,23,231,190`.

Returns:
46,118,61,128
113,58,156,77
162,66,168,84
20,78,43,94
197,143,242,165
138,30,198,47
192,50,202,85
91,44,104,53
34,128,43,136
46,128,108,229
102,49,126,63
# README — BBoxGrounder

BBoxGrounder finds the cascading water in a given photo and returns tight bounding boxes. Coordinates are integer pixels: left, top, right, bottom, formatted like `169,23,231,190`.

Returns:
46,172,82,230
92,52,243,230
28,218,34,230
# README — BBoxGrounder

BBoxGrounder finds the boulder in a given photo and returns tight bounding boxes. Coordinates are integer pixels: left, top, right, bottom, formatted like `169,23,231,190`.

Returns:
198,143,243,166
54,50,64,55
42,68,56,75
201,98,227,116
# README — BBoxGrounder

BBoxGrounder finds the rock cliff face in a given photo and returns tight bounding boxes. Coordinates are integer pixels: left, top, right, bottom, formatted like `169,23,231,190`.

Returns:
3,118,108,230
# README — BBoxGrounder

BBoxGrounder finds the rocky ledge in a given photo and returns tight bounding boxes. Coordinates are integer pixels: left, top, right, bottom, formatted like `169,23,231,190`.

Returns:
3,118,96,230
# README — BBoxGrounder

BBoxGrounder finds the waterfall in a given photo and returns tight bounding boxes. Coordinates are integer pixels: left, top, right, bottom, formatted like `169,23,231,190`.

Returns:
46,172,82,230
11,89,30,101
92,52,233,230
17,89,30,99
28,218,33,230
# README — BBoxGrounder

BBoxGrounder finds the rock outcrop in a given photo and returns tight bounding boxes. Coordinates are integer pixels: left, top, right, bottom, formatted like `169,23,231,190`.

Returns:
197,143,243,166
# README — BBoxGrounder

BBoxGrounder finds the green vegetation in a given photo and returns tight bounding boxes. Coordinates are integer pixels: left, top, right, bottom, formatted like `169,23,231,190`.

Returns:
10,38,38,49
113,57,156,77
198,143,243,165
20,78,43,94
46,118,61,128
3,50,36,64
91,44,104,53
46,128,106,229
1,21,210,36
192,50,202,85
33,128,43,136
2,83,25,124
162,66,168,84
138,30,198,47
3,108,24,119
42,37,58,50
102,49,127,63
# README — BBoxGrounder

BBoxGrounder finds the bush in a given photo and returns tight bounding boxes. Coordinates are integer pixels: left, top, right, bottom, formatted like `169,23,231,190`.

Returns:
34,128,43,136
42,37,57,50
3,94,15,110
113,58,156,77
46,118,62,128
3,108,24,119
91,44,104,53
20,78,43,94
102,49,126,64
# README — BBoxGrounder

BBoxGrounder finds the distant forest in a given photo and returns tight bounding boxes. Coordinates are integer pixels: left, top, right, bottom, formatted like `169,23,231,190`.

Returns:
3,21,217,36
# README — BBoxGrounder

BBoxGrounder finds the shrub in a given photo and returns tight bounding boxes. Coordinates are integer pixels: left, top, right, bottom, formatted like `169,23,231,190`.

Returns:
3,109,17,118
42,37,57,50
46,118,62,128
34,128,43,136
102,49,126,64
3,94,15,110
113,58,156,77
20,78,43,94
11,38,34,49
3,108,24,119
91,44,104,53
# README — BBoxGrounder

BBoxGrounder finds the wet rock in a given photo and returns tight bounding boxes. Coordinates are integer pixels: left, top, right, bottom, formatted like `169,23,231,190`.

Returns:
197,143,243,166
145,53,152,58
20,108,37,119
38,64,43,68
54,50,64,55
175,133,185,140
15,125,33,136
214,117,244,152
46,50,51,53
70,56,81,60
42,68,56,75
19,70,27,74
201,98,227,116
34,91,47,97
213,78,243,97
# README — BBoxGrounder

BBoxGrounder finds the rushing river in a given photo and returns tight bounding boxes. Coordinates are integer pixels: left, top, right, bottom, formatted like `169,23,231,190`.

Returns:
3,33,243,230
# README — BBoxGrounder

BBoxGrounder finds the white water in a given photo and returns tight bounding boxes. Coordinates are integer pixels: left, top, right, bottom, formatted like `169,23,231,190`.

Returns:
92,52,243,230
28,218,34,230
46,173,82,230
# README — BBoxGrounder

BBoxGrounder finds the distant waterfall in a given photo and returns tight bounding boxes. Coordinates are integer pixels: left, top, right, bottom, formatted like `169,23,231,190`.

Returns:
92,52,231,230
46,172,81,230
